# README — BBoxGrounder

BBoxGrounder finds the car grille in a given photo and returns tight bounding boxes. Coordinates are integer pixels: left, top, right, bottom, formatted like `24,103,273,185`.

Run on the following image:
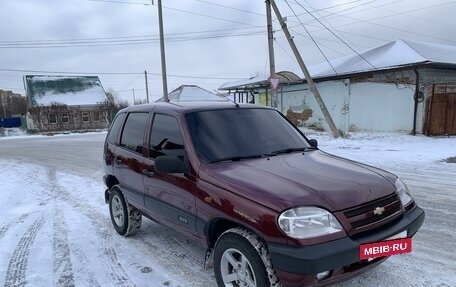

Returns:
342,193,402,235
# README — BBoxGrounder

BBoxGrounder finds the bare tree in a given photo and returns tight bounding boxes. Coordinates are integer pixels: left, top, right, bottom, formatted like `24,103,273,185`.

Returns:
29,102,69,131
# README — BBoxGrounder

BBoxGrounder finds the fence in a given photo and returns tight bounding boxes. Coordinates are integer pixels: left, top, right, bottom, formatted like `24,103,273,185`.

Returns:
0,117,22,128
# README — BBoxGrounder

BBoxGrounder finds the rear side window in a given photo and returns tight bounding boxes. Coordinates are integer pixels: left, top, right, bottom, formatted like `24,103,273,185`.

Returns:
107,113,126,145
149,114,184,159
120,112,149,154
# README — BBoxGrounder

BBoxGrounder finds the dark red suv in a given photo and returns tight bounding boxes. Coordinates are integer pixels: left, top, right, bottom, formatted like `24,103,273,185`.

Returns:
103,102,424,287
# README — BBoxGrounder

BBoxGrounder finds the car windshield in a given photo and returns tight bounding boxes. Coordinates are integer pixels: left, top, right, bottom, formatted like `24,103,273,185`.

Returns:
185,108,311,163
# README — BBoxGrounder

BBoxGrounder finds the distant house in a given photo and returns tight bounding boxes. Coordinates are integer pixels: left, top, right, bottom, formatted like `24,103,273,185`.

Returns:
156,85,229,102
24,75,111,132
220,40,456,136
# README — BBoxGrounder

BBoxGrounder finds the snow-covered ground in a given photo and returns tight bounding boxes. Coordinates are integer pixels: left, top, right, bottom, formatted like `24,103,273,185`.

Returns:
0,132,455,287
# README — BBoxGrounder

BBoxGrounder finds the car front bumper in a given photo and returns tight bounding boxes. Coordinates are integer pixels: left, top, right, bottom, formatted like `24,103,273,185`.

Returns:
268,206,424,284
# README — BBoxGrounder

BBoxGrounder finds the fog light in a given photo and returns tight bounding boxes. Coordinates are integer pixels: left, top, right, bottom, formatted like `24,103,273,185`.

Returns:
316,270,330,280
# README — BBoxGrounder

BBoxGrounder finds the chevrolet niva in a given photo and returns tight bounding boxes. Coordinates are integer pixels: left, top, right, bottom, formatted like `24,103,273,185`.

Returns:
103,102,424,287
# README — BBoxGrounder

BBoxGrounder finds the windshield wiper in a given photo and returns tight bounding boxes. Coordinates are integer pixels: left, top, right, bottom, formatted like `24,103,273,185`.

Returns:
209,154,263,163
271,147,314,155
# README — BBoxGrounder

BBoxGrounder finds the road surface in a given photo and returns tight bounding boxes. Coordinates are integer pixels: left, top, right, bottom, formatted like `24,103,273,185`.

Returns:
0,132,454,287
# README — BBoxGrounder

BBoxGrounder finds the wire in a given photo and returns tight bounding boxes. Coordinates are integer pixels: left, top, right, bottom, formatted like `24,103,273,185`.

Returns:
283,0,339,75
303,0,456,44
0,27,267,49
194,0,265,17
89,0,261,27
357,1,456,29
291,0,383,69
0,68,138,75
0,68,243,80
0,26,263,44
308,0,369,13
299,0,361,50
88,0,149,5
289,0,380,19
116,73,144,93
290,0,413,89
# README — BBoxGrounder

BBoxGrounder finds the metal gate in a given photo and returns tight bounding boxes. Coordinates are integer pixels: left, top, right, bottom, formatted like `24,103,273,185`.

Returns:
427,84,456,136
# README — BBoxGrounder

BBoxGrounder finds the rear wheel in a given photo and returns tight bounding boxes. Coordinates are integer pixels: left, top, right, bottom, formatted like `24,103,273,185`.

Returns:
214,228,280,287
109,186,142,236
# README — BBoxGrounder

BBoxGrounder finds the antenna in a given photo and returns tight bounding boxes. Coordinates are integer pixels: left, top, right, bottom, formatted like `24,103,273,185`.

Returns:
214,90,239,108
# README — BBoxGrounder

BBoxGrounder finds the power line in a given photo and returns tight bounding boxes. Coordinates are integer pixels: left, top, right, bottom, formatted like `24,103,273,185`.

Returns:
116,73,143,93
360,1,456,29
0,27,268,49
289,0,413,89
302,0,456,44
88,0,149,5
0,68,243,80
194,0,265,17
299,0,362,50
89,0,261,27
283,0,338,75
0,26,264,44
0,68,138,75
288,0,381,19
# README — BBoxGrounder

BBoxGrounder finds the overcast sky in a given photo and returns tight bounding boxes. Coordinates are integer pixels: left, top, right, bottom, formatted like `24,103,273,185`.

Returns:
1,0,455,103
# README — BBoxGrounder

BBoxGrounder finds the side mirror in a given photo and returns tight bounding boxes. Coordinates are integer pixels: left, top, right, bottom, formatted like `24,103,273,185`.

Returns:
155,155,185,173
309,139,318,148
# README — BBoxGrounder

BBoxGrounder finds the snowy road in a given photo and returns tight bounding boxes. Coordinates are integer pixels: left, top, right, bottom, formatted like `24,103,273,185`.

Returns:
0,132,455,287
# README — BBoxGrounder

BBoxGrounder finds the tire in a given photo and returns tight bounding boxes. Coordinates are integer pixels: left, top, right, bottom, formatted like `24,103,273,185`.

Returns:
214,228,281,287
109,186,142,236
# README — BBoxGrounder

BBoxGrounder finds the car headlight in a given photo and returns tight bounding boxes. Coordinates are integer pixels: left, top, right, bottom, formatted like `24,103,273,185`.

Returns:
278,207,343,239
396,178,413,206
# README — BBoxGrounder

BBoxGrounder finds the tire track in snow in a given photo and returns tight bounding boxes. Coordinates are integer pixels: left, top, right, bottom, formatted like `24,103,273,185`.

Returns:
100,229,137,287
45,168,135,287
42,166,213,286
3,215,47,287
0,215,29,240
53,207,75,287
133,225,214,287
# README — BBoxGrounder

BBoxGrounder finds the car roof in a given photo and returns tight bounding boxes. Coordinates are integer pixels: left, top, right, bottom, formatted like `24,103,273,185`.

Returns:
119,101,272,114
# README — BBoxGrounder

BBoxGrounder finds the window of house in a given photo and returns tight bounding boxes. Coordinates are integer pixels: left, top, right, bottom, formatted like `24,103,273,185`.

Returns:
120,112,149,154
49,113,57,124
82,112,90,122
93,111,100,122
149,114,184,159
61,113,69,123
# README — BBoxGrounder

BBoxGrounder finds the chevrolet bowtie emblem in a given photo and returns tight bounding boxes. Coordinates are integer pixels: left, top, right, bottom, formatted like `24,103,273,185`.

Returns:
374,207,385,215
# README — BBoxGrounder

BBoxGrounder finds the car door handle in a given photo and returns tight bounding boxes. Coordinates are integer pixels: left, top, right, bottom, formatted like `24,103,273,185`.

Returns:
115,156,124,165
142,168,155,177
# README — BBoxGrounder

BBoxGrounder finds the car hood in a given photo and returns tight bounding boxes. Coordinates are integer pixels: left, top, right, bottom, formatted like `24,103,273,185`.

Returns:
199,150,397,212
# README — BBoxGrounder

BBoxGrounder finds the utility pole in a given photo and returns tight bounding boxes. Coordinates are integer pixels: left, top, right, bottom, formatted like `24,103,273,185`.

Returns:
266,0,277,109
132,88,136,105
157,0,169,102
270,0,340,138
144,70,150,103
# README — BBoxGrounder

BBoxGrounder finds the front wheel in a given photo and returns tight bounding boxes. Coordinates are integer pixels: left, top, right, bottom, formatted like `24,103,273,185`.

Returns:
214,228,280,287
109,186,142,236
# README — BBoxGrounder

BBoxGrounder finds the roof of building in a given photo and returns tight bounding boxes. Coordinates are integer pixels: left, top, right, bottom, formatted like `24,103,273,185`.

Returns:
219,40,456,90
24,75,107,106
156,85,228,102
310,39,456,79
219,71,301,91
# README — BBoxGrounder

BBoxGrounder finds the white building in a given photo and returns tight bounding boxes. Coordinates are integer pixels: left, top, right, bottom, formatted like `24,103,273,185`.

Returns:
220,40,456,136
